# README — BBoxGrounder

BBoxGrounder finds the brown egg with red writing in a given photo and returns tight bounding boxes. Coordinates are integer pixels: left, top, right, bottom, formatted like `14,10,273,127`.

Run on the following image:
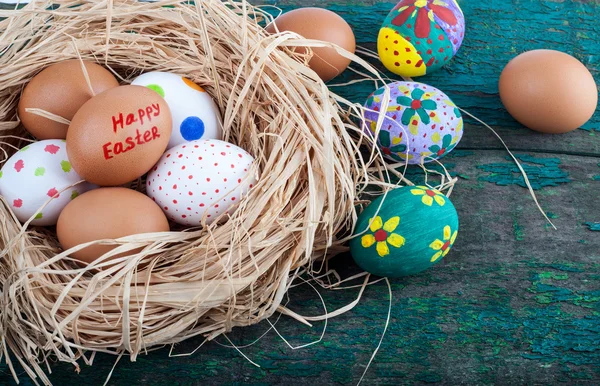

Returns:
66,85,172,186
57,187,170,265
18,60,119,139
266,8,356,82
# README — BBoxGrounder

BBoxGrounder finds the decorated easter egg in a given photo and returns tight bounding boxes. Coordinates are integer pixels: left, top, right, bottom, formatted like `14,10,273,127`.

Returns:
0,140,96,226
363,81,463,164
66,85,172,186
146,139,256,225
350,186,459,277
378,0,465,77
131,72,223,149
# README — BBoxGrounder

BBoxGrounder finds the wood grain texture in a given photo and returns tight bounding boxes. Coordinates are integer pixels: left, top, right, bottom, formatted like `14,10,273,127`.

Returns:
1,0,600,385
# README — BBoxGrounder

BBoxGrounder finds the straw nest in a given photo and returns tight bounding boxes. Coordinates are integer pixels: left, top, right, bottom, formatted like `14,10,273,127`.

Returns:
0,0,402,383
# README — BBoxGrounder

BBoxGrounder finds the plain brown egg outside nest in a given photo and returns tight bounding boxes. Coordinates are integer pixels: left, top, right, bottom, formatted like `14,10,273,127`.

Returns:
499,49,598,134
266,7,356,82
17,60,120,140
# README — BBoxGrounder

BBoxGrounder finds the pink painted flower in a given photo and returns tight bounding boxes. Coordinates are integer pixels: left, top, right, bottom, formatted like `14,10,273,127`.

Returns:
47,187,59,198
14,159,24,172
392,0,458,39
44,144,60,154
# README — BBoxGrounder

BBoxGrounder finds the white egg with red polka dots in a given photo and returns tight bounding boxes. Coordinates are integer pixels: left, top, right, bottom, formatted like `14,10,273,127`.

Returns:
0,140,97,226
131,72,223,150
146,139,256,225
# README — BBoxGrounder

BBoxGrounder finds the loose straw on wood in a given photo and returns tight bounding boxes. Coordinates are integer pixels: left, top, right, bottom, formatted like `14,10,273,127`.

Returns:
0,0,418,384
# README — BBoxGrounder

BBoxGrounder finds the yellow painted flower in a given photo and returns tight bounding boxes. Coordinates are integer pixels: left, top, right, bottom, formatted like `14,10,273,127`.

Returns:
361,216,406,257
410,186,446,207
429,225,458,262
453,119,464,139
444,98,456,108
395,152,415,161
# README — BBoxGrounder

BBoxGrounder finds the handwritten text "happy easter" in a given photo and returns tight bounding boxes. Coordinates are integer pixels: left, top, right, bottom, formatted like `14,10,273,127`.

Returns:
103,104,162,160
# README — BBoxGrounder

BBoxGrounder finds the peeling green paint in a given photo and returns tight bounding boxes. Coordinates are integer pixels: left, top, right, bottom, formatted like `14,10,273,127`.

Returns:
513,220,524,241
447,150,474,158
584,223,600,231
478,155,570,190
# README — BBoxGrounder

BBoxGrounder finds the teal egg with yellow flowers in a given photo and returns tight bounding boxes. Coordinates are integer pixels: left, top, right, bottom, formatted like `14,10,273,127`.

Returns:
350,186,459,277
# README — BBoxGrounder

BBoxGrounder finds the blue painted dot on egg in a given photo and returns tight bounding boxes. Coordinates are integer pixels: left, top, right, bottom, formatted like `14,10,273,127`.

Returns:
180,116,205,141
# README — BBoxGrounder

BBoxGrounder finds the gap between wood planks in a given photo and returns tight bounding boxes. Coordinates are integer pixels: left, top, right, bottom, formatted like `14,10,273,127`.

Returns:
455,147,600,159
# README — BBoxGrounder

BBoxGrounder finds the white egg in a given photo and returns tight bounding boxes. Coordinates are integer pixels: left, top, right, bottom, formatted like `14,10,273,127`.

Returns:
0,140,96,226
131,72,223,149
146,139,256,225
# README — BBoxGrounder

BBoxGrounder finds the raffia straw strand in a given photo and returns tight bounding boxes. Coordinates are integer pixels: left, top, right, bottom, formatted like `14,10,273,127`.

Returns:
23,108,71,125
357,277,392,386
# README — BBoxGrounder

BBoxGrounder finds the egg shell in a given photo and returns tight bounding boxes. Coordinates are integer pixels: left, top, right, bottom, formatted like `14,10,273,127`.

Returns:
146,139,256,226
350,186,459,278
378,0,465,77
364,81,463,164
266,7,356,82
131,72,223,149
18,60,119,139
0,140,96,226
66,85,172,186
56,187,170,265
499,50,598,134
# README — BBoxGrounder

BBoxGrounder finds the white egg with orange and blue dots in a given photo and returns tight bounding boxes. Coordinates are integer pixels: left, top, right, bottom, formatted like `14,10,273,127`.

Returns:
146,139,256,226
131,72,223,150
0,140,97,226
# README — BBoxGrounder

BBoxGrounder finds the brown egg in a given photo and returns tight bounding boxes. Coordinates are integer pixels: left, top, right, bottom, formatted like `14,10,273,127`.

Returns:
18,60,119,139
266,7,356,82
499,50,598,134
56,187,170,265
66,85,172,186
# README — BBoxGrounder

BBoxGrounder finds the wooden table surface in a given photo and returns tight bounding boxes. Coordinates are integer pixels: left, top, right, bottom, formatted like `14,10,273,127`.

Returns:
1,0,600,385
